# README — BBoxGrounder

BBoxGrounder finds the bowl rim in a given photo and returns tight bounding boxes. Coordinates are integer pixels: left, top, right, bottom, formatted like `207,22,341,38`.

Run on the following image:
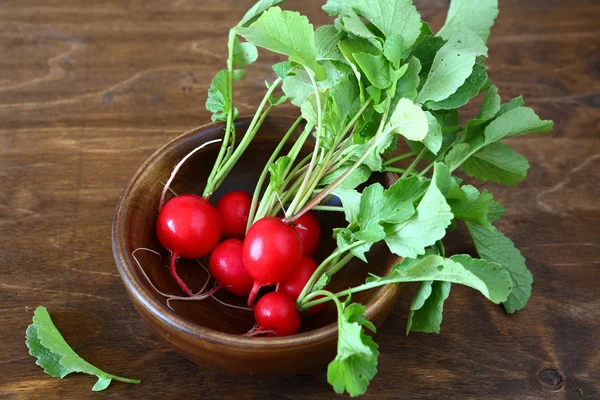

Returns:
112,115,401,349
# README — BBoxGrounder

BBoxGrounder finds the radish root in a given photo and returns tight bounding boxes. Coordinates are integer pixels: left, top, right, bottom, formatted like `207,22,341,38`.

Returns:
159,138,222,211
132,248,218,310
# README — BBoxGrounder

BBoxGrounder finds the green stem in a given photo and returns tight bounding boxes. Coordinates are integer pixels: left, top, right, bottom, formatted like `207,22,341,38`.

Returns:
204,30,237,198
383,151,418,166
325,252,354,275
246,116,303,231
300,289,343,313
206,77,283,196
400,147,426,180
312,205,344,212
287,98,392,223
286,68,322,217
296,241,366,305
107,374,141,384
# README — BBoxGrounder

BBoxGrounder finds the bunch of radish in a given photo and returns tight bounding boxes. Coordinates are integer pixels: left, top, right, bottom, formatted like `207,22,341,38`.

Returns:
156,184,323,336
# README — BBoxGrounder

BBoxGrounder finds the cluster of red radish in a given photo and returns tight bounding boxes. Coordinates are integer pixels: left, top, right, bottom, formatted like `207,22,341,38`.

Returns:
155,191,323,337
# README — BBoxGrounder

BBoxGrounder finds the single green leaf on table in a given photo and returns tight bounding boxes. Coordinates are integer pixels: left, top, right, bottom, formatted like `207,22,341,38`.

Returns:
416,30,488,104
424,61,488,110
237,0,287,27
236,7,325,80
466,222,532,313
406,280,451,335
26,306,140,391
327,299,378,398
383,166,453,258
437,0,499,43
367,254,512,304
232,37,258,67
460,142,530,185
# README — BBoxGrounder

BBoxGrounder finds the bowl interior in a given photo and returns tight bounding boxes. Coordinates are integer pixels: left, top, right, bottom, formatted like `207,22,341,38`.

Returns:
118,116,399,335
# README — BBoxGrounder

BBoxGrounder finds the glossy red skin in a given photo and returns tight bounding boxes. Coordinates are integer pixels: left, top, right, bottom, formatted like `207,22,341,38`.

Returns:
242,217,302,285
279,256,325,315
215,191,252,239
156,194,222,258
208,239,253,296
254,292,301,337
293,212,321,257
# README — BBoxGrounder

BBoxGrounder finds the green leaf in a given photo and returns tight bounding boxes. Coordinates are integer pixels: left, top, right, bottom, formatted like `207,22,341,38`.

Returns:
424,61,488,110
322,163,372,189
484,106,553,143
422,111,443,154
333,188,362,224
497,95,525,117
389,56,421,110
353,52,391,89
412,36,446,86
383,34,406,68
26,306,139,391
327,300,378,397
316,25,346,62
357,183,385,232
383,169,453,258
369,254,512,303
448,185,494,226
476,85,501,120
339,9,382,46
487,200,506,223
466,223,532,313
444,143,471,171
232,37,258,67
301,91,327,126
236,7,325,80
268,156,291,190
237,0,286,27
273,61,295,79
333,0,422,49
26,324,70,378
461,142,530,185
388,98,429,141
205,70,232,122
416,31,488,104
433,162,466,200
407,281,451,334
437,0,499,43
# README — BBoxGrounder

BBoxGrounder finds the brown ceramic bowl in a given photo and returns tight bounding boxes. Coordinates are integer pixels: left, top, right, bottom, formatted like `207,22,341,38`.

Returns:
112,116,402,375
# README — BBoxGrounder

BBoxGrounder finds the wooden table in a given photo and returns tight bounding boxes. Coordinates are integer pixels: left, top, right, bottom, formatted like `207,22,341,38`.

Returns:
1,0,598,398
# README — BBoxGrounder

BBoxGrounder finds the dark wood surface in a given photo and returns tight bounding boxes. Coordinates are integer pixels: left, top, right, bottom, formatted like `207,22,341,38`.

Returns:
1,0,598,398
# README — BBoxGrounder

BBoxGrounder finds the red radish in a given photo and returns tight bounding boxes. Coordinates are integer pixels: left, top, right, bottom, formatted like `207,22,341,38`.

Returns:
243,217,303,307
292,212,321,257
279,256,326,315
254,292,301,337
209,239,253,296
216,190,252,239
156,194,222,295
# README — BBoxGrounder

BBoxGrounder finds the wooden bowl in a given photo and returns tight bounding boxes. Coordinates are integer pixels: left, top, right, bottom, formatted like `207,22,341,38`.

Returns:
112,116,402,375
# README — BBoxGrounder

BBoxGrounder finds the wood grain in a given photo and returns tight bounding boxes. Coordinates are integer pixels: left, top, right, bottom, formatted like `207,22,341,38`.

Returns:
1,0,599,399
